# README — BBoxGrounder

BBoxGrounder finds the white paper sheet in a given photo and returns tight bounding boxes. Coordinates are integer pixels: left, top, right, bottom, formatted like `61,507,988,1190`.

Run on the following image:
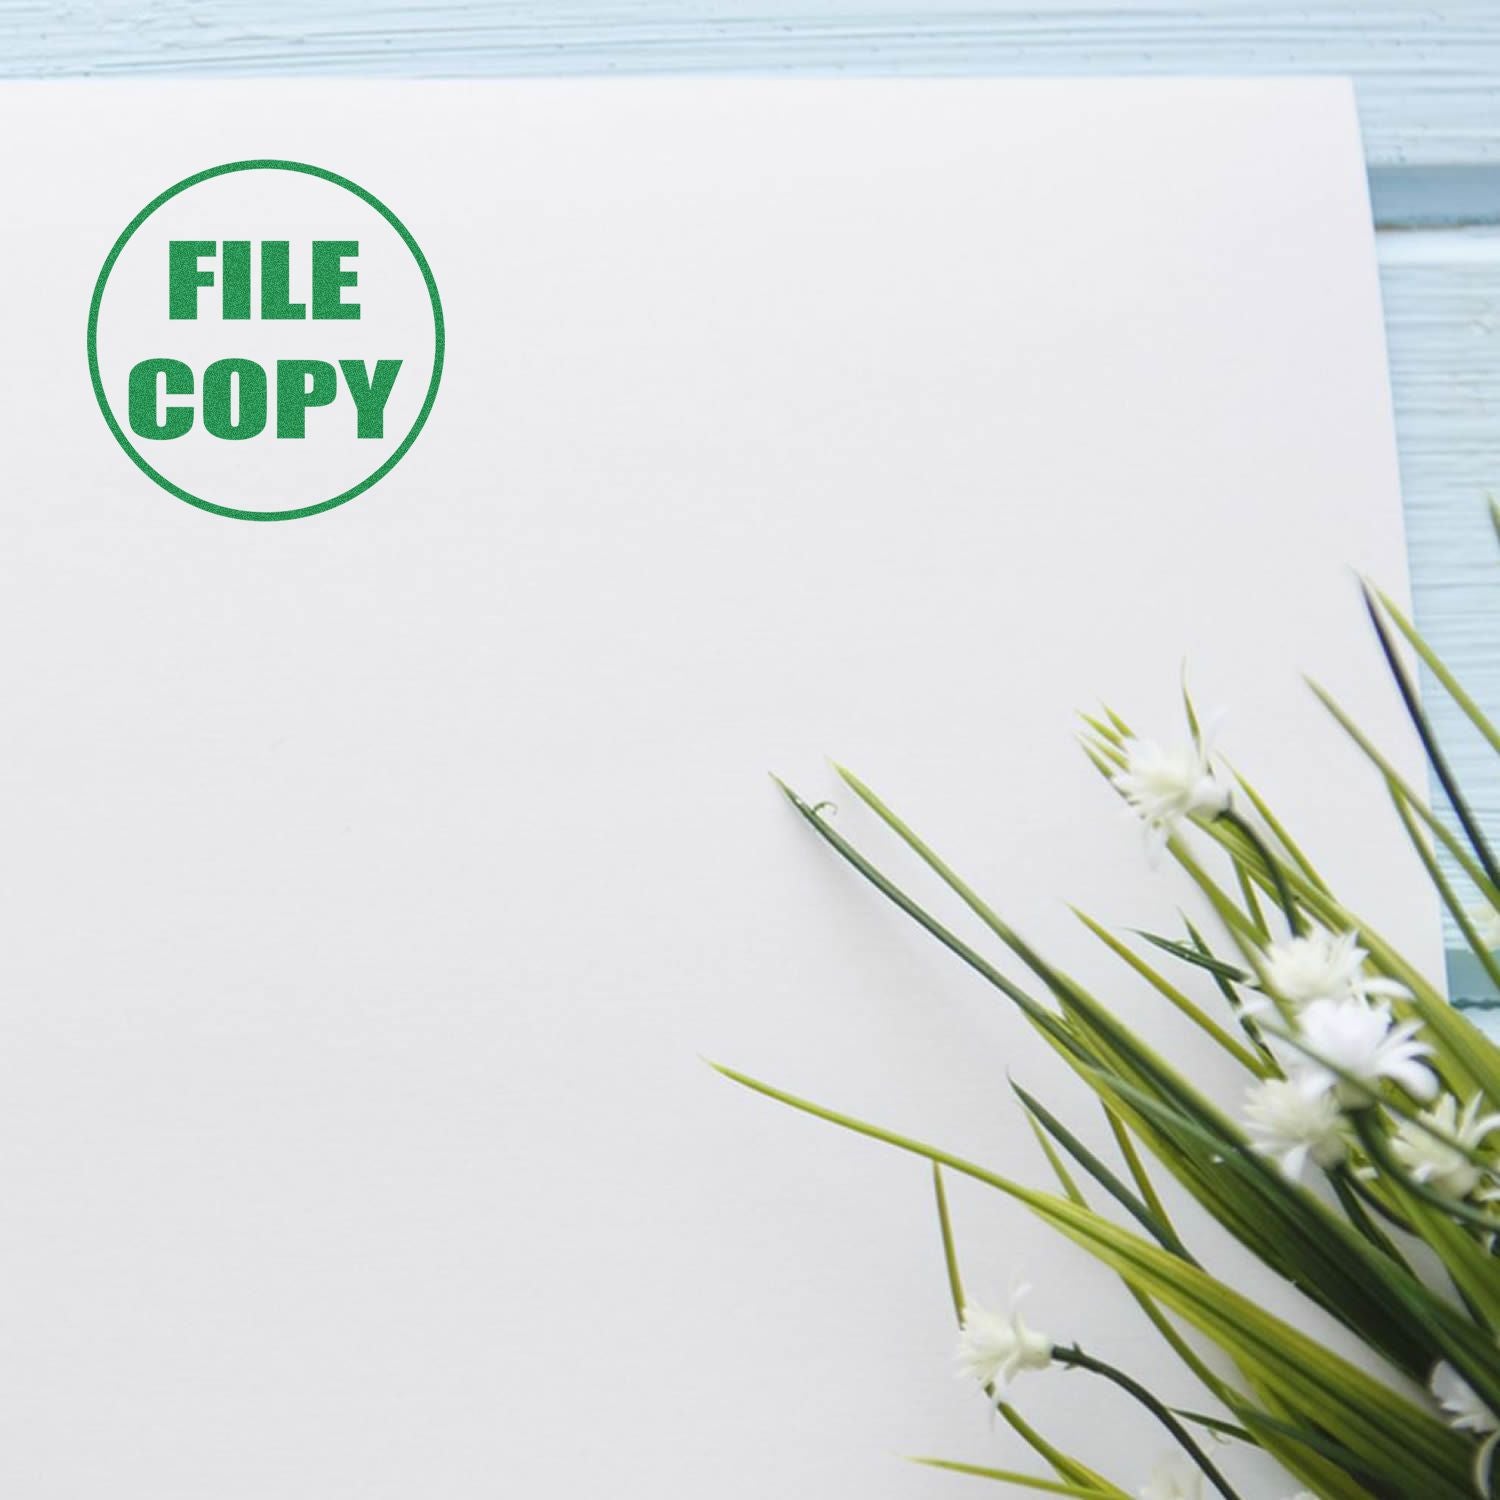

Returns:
0,79,1433,1497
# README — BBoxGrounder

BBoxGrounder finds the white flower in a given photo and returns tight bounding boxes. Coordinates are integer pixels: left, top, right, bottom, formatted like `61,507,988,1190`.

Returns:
1243,1077,1348,1180
1392,1094,1500,1201
956,1285,1053,1395
1257,928,1408,1011
1278,995,1437,1106
1471,901,1500,950
1432,1359,1500,1496
1112,735,1229,856
1431,1361,1498,1436
1138,1456,1202,1500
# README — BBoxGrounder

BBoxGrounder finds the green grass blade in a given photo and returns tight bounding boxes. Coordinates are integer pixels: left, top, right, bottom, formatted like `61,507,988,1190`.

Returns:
714,1061,1471,1498
1104,1107,1175,1242
1223,762,1331,894
1014,1081,1192,1258
771,778,1083,1057
909,1459,1110,1494
1377,587,1500,759
1085,1071,1460,1383
1072,911,1264,1072
1173,1411,1253,1443
1310,678,1500,905
1135,931,1250,986
935,1166,1125,1498
1229,1404,1389,1500
1360,582,1500,894
932,1165,965,1325
1327,1168,1412,1271
1027,1101,1233,1406
1390,783,1500,992
1195,779,1498,1104
993,1408,1130,1498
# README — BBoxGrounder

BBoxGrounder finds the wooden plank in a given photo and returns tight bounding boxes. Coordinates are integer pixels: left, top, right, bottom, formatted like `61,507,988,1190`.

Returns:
1369,168,1500,230
1379,231,1500,828
1377,231,1500,1007
2,0,1500,169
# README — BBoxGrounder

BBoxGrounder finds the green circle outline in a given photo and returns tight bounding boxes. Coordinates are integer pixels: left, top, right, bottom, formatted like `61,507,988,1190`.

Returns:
86,158,445,522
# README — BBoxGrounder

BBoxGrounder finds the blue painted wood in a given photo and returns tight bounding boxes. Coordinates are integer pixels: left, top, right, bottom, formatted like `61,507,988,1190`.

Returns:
1370,168,1500,229
1,1,1499,171
1379,232,1500,1013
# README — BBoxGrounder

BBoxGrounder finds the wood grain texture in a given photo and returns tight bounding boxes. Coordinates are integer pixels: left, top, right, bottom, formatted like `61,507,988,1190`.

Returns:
1379,232,1500,1003
3,0,1500,169
1381,232,1500,736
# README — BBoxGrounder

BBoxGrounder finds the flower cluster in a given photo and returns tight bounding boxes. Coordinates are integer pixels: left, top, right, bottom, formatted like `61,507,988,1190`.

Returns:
1235,925,1500,1473
1115,733,1500,1488
1240,928,1442,1182
744,632,1500,1500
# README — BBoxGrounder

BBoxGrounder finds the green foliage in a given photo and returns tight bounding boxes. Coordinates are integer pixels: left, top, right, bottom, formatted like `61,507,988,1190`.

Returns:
721,578,1500,1498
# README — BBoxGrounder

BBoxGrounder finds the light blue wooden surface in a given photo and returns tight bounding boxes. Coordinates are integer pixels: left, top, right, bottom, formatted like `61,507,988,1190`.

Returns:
4,1,1498,996
3,1,1500,171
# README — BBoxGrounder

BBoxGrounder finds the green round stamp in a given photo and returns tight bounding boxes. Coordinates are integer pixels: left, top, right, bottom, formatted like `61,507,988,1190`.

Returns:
86,159,444,522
